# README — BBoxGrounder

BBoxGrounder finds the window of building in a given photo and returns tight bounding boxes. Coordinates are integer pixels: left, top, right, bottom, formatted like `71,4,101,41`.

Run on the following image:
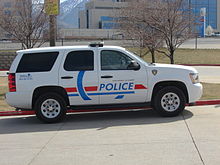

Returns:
4,10,11,15
101,50,132,70
17,52,59,73
5,34,12,38
4,2,12,8
190,0,217,29
64,50,94,71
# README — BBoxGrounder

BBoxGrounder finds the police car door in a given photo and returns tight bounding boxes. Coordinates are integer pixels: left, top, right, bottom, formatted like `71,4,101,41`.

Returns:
99,49,148,104
59,49,99,105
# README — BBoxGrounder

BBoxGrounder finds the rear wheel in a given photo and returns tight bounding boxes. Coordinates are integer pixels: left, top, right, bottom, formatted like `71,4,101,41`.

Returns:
153,86,186,117
35,92,67,123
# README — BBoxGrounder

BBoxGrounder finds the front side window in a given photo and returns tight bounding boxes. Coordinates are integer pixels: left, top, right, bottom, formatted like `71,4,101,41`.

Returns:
101,50,132,70
64,50,94,71
17,52,59,73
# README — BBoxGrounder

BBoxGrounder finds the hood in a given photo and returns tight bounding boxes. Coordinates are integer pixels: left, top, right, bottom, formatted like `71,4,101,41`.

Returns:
148,63,198,73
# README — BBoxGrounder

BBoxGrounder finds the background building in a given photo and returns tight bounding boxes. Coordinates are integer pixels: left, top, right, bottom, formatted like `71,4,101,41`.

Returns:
0,0,15,40
188,0,219,32
79,0,129,29
78,0,220,32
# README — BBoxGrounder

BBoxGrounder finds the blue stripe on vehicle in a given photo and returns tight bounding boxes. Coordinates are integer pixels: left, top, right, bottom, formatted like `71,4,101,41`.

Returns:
68,94,79,97
115,95,124,99
77,71,91,100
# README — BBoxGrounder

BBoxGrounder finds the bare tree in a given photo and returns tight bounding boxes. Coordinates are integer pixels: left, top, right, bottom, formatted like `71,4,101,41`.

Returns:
119,0,164,63
0,0,48,49
147,0,195,64
119,0,195,64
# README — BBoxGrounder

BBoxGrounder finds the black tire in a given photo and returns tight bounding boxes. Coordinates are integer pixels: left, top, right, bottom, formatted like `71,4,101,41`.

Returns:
35,92,67,123
153,86,186,117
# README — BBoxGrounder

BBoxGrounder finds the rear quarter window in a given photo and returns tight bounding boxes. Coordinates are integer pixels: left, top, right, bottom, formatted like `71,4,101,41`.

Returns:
64,50,94,71
16,52,59,73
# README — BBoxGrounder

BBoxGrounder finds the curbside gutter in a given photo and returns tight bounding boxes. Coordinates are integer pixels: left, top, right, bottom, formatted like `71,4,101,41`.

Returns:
0,100,220,117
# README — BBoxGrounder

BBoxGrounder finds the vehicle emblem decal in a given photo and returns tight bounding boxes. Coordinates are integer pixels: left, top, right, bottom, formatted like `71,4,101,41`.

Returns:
152,70,158,76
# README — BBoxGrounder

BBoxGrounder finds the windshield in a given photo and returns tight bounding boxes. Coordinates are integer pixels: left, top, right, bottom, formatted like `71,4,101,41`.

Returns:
125,49,149,65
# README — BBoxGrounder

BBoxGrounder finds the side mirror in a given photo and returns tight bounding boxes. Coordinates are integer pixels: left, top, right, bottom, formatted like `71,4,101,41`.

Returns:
127,61,140,71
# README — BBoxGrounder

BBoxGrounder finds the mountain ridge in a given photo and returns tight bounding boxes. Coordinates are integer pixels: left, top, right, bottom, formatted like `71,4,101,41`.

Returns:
58,0,90,28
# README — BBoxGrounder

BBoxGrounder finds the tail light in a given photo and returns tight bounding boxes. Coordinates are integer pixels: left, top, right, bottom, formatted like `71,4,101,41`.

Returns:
8,73,16,92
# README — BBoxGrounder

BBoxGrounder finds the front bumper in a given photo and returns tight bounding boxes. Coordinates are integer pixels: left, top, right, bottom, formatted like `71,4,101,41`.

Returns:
188,83,203,103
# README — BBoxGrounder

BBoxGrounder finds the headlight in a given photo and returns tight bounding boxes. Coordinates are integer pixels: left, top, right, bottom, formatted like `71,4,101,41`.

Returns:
189,73,200,84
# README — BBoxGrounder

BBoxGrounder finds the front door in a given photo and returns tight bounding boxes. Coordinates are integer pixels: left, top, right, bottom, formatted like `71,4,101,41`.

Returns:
98,49,148,104
59,49,99,106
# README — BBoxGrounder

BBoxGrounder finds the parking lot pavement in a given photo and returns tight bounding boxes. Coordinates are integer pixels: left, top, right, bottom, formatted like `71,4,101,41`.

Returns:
0,105,220,165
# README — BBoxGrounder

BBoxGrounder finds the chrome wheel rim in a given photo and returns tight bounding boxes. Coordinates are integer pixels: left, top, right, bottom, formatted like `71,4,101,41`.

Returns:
161,92,180,112
41,99,61,119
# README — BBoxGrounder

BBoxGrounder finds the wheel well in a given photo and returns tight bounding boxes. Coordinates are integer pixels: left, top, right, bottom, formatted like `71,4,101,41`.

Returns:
151,81,189,103
32,86,70,109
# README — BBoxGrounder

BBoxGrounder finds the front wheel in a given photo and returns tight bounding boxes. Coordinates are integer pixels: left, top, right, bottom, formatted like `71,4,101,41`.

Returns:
153,86,186,117
35,92,67,123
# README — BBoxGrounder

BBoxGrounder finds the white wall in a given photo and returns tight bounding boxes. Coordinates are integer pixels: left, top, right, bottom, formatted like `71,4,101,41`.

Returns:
59,28,123,39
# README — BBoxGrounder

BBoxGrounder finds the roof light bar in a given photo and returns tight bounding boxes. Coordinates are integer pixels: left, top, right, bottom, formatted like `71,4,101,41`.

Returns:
89,41,104,47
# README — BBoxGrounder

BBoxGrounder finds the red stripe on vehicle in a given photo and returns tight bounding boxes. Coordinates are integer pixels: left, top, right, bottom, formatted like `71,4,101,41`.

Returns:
135,84,147,89
65,87,77,92
85,86,98,91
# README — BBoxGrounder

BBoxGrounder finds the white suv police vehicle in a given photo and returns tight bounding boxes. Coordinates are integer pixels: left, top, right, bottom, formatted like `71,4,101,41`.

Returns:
6,43,202,123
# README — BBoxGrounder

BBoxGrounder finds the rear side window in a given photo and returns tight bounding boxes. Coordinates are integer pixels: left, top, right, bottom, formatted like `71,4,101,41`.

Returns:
64,50,94,71
16,52,59,73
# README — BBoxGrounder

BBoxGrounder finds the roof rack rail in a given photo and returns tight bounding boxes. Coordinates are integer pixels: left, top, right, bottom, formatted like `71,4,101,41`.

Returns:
89,41,104,47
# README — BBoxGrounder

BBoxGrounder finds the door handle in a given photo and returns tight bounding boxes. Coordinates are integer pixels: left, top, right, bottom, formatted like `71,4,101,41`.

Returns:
101,75,113,79
61,76,73,79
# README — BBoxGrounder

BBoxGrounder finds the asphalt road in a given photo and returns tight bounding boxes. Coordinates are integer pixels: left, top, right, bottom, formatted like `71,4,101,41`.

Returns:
0,105,220,165
180,37,220,49
193,66,220,83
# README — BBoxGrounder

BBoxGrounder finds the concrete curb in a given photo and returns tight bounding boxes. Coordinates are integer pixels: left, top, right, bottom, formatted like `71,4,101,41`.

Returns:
0,107,151,117
0,100,220,117
0,110,35,116
193,100,220,106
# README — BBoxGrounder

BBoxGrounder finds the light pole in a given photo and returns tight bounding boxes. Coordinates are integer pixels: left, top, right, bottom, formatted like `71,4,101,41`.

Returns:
45,0,60,47
49,15,56,47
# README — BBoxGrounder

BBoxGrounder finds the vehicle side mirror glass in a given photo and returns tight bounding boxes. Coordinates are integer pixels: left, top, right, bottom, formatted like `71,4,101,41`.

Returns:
127,61,140,71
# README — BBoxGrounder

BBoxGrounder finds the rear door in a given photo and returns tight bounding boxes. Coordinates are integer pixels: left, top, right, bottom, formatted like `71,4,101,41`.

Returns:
59,49,99,106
